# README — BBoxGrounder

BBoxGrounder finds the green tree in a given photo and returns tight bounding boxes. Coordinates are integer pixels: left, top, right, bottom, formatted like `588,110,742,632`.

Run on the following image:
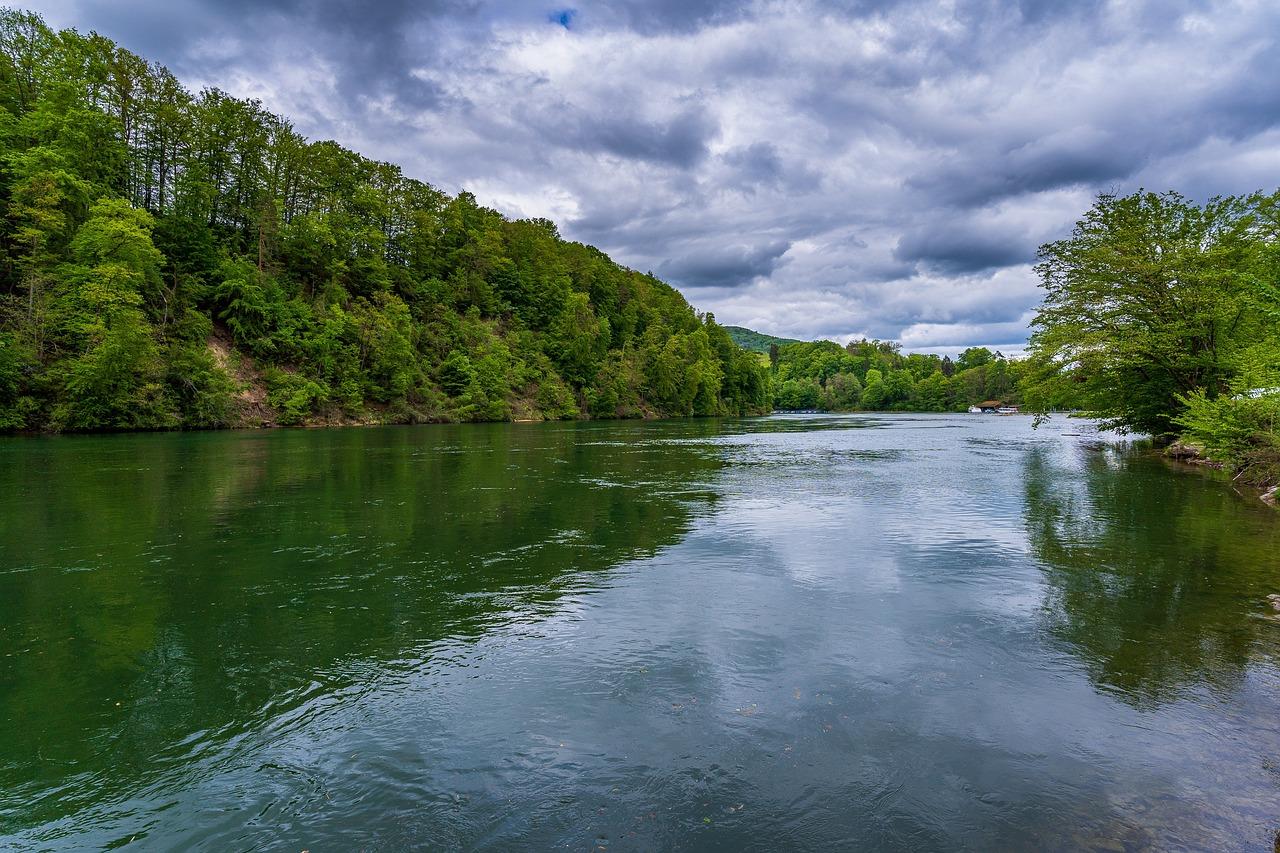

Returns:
916,371,948,412
861,368,886,410
1026,190,1266,436
438,350,476,397
0,332,34,428
956,347,994,372
49,198,170,428
823,372,862,410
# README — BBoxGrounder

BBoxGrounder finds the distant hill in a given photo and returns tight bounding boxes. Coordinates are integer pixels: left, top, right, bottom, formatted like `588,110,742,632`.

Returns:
724,326,804,353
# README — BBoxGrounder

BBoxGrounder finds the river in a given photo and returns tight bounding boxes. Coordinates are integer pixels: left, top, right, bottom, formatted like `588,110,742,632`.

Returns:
1,414,1278,850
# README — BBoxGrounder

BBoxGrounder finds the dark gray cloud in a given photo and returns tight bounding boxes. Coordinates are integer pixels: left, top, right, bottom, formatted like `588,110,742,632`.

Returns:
722,142,822,194
907,130,1145,209
724,142,785,189
29,0,1280,351
529,102,719,168
894,226,1032,275
657,240,792,288
583,0,746,34
69,0,468,123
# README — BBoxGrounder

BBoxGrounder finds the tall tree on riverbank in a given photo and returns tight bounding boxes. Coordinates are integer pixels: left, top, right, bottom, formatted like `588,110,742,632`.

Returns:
1023,190,1279,437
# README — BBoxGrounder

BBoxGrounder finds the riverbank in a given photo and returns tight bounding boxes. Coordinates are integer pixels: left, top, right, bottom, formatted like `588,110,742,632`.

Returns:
1164,440,1279,509
0,395,713,435
2,330,757,435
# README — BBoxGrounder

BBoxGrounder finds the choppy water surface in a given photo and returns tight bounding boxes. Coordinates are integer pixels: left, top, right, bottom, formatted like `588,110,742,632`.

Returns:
2,414,1279,851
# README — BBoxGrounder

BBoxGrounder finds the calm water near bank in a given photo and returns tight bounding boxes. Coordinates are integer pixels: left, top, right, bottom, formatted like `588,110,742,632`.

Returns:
1,414,1278,850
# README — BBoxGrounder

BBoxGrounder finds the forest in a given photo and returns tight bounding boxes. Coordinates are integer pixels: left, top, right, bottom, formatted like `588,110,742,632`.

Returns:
0,10,770,432
767,338,1023,413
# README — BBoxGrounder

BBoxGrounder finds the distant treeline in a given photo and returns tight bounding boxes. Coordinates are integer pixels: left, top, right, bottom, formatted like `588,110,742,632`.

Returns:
0,9,770,432
768,339,1022,412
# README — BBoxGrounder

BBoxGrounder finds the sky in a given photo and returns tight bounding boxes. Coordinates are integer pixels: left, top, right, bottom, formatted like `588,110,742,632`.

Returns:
27,0,1280,354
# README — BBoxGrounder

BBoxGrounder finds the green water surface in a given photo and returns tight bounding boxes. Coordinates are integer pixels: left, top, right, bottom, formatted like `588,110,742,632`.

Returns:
1,414,1278,850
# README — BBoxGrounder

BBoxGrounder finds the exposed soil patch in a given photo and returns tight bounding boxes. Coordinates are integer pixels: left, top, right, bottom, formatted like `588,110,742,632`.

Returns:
207,327,275,427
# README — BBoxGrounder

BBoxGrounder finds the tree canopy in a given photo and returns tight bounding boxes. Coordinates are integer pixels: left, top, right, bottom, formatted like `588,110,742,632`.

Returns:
1023,189,1280,485
1024,190,1278,435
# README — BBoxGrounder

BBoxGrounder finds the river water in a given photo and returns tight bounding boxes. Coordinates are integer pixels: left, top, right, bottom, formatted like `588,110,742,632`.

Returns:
1,414,1278,850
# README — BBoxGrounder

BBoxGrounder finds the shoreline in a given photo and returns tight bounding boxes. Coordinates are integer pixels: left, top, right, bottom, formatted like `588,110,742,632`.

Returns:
1164,441,1279,510
6,413,1278,510
0,408,753,439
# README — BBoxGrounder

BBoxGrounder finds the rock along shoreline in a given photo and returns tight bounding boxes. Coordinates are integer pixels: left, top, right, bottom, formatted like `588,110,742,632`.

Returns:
1164,441,1279,510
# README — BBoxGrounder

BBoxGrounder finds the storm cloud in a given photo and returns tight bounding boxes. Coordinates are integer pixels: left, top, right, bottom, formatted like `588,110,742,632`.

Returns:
658,240,792,288
29,0,1280,353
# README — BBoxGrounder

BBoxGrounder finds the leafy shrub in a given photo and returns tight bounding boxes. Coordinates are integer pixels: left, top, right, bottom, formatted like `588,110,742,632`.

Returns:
164,341,236,428
264,369,329,425
1177,353,1280,486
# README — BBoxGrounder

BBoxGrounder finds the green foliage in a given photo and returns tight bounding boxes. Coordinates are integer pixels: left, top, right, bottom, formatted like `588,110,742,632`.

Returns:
1178,390,1280,484
776,377,821,410
1024,190,1270,436
0,332,35,429
861,368,887,410
52,316,169,430
915,372,948,412
1024,188,1280,484
768,338,1024,413
956,347,994,372
1175,346,1280,485
0,9,770,432
723,325,801,353
213,257,273,345
264,369,327,425
438,351,476,396
822,372,861,410
164,337,236,428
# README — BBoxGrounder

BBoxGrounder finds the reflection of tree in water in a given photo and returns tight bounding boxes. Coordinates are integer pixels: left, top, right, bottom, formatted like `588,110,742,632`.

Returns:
0,421,724,829
1023,442,1280,708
